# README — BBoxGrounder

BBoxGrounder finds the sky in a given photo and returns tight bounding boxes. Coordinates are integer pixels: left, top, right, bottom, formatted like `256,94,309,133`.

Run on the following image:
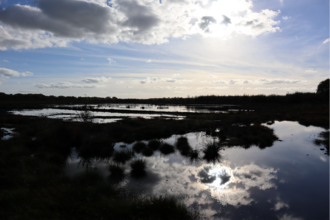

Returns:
0,0,328,98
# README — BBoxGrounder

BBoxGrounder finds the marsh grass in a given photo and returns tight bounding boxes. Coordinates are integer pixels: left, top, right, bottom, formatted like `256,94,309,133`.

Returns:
202,140,222,164
176,136,192,156
313,131,329,155
113,149,134,164
142,147,154,157
159,142,175,155
147,139,161,150
130,159,147,179
133,141,147,153
108,163,125,183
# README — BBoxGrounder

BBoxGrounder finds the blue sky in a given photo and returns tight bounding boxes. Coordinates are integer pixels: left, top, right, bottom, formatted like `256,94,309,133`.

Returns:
0,0,328,98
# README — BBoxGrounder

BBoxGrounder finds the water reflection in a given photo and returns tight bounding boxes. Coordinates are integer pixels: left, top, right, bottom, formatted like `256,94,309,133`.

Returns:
65,121,329,219
10,108,185,123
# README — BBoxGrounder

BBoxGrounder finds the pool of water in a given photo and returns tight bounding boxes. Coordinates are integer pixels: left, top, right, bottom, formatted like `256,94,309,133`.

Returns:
10,108,185,123
54,103,233,113
65,121,329,219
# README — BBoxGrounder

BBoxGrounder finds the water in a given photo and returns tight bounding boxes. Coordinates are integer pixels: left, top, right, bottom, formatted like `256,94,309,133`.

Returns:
66,121,329,219
54,103,233,113
10,108,185,123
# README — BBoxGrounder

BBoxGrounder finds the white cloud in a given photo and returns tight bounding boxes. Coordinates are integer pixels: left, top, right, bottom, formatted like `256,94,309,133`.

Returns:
253,78,304,85
81,76,111,84
115,81,124,84
282,16,291,20
3,59,8,62
323,38,329,44
155,86,188,90
0,0,281,50
305,69,317,73
81,58,86,61
208,74,217,78
240,87,316,92
107,58,116,64
198,86,228,90
211,78,305,85
35,82,97,89
277,214,303,220
273,201,289,211
133,76,192,84
21,71,33,77
320,156,326,162
146,59,152,63
0,68,20,77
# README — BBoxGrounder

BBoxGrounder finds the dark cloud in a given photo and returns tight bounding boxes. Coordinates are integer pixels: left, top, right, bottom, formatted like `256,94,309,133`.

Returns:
199,16,217,33
221,15,231,25
0,0,116,38
118,0,160,35
198,166,216,184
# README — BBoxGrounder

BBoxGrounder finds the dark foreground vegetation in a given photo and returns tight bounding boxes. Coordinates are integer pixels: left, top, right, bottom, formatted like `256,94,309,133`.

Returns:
0,115,202,220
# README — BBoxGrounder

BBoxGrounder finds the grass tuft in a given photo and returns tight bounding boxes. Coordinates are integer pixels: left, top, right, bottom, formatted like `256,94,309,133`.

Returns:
159,142,175,155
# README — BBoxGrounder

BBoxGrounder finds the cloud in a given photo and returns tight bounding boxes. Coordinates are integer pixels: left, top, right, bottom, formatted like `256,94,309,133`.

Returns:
0,67,20,77
21,71,33,77
155,86,188,90
198,86,228,90
133,76,192,84
81,76,111,84
107,58,116,64
211,78,306,85
277,214,303,220
146,59,152,63
282,16,291,20
3,59,8,62
253,78,304,85
323,38,329,44
0,0,281,50
35,82,97,89
305,69,317,73
240,87,316,92
208,74,217,78
81,58,85,61
115,81,124,84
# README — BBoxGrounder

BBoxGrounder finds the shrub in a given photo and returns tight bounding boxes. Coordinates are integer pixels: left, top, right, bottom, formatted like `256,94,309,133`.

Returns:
159,143,175,155
113,149,134,164
130,159,147,179
147,140,161,151
132,142,147,153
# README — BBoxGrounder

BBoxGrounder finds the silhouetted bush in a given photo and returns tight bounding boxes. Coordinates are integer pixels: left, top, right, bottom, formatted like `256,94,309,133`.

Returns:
147,140,161,150
132,142,147,153
113,149,134,164
159,143,175,155
142,147,154,157
130,159,147,179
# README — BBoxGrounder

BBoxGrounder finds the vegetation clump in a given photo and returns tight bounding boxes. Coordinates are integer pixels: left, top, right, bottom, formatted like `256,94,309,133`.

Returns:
142,147,154,157
113,149,134,164
130,159,147,179
147,139,162,150
202,140,222,164
159,142,175,155
176,136,192,156
132,141,147,153
314,131,329,155
108,163,125,183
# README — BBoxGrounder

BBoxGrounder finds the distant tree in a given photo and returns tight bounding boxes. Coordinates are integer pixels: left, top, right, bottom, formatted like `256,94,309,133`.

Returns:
317,79,329,95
